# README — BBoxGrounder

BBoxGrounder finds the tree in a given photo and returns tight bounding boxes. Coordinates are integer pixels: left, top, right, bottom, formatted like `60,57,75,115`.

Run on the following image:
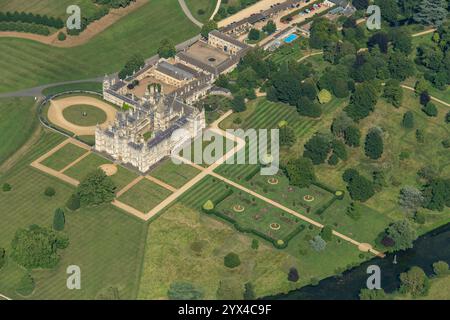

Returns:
243,282,256,300
432,261,449,277
303,133,332,164
359,288,387,300
309,18,339,49
224,252,241,268
345,82,378,121
446,111,450,124
414,0,448,26
44,187,56,197
53,208,65,231
262,20,276,35
390,28,413,54
414,79,430,95
375,0,400,24
309,235,326,251
10,225,67,269
368,32,389,53
383,79,403,107
2,183,11,192
402,111,415,128
420,91,431,105
66,193,80,211
296,97,322,118
422,102,438,117
365,128,384,159
157,39,176,59
399,186,424,213
201,20,217,38
167,282,204,300
76,169,116,207
352,0,369,10
231,94,246,112
388,51,415,81
248,28,260,41
383,220,418,251
284,157,316,188
279,124,296,147
317,89,332,104
344,126,361,147
421,178,450,211
321,226,333,241
288,267,299,282
347,174,375,202
118,54,145,79
400,266,429,297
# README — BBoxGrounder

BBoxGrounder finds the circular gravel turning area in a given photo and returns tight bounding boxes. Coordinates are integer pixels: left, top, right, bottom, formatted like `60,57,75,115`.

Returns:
48,96,117,136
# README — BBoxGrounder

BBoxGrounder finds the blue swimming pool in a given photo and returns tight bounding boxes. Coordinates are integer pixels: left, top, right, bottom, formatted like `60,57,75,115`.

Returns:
284,34,298,44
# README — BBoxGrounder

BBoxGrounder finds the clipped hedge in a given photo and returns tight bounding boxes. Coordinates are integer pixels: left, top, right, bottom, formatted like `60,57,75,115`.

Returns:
0,21,50,35
0,11,63,28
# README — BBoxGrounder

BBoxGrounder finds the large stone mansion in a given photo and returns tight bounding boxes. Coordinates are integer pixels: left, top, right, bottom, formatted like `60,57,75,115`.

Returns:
95,30,249,173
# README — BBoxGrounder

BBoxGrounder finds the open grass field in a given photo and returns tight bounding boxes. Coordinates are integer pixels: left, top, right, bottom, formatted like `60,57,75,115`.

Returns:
40,142,88,171
137,202,367,299
149,158,200,189
62,104,107,127
118,178,173,213
63,153,138,189
0,0,99,19
0,97,38,166
185,0,217,23
42,82,103,96
315,89,450,233
0,130,146,299
0,0,199,93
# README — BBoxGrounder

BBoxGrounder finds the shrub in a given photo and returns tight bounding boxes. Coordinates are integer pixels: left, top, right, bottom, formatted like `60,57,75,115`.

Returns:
66,193,80,211
224,252,241,268
243,282,256,300
422,102,438,117
202,200,214,211
309,235,326,251
57,31,66,41
442,139,450,148
16,273,35,296
402,111,414,128
2,183,12,192
321,226,333,241
251,239,259,250
44,187,56,197
414,211,426,225
400,266,429,297
432,261,449,277
53,208,65,231
288,267,299,282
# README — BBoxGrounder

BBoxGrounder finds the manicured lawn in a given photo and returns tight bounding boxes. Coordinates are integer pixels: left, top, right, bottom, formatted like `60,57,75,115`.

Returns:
40,142,88,171
0,0,99,19
149,158,200,189
0,97,38,166
42,82,103,96
62,104,107,127
64,153,138,190
0,0,200,93
0,130,146,299
269,38,310,65
118,178,172,212
185,0,217,22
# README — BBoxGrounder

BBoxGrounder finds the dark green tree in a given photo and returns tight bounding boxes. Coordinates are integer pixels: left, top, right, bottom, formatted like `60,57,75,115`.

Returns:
284,157,316,188
303,133,332,164
383,79,403,107
402,111,415,128
243,282,256,300
157,39,176,59
364,128,384,159
224,252,241,268
76,169,116,207
383,219,418,251
53,208,65,231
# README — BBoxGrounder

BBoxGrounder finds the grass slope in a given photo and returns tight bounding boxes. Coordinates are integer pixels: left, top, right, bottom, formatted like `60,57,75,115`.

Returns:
0,97,38,166
0,0,199,93
0,0,98,19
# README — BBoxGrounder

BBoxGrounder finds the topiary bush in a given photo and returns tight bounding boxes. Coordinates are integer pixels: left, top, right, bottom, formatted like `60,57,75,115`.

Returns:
2,183,12,192
53,208,65,231
66,193,81,211
44,187,56,197
57,31,66,41
224,252,241,269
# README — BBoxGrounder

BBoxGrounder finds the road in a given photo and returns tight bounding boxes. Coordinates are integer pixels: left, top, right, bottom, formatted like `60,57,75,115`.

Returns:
178,0,204,27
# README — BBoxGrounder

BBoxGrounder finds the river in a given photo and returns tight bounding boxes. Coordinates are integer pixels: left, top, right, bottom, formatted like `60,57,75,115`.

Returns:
266,222,450,300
